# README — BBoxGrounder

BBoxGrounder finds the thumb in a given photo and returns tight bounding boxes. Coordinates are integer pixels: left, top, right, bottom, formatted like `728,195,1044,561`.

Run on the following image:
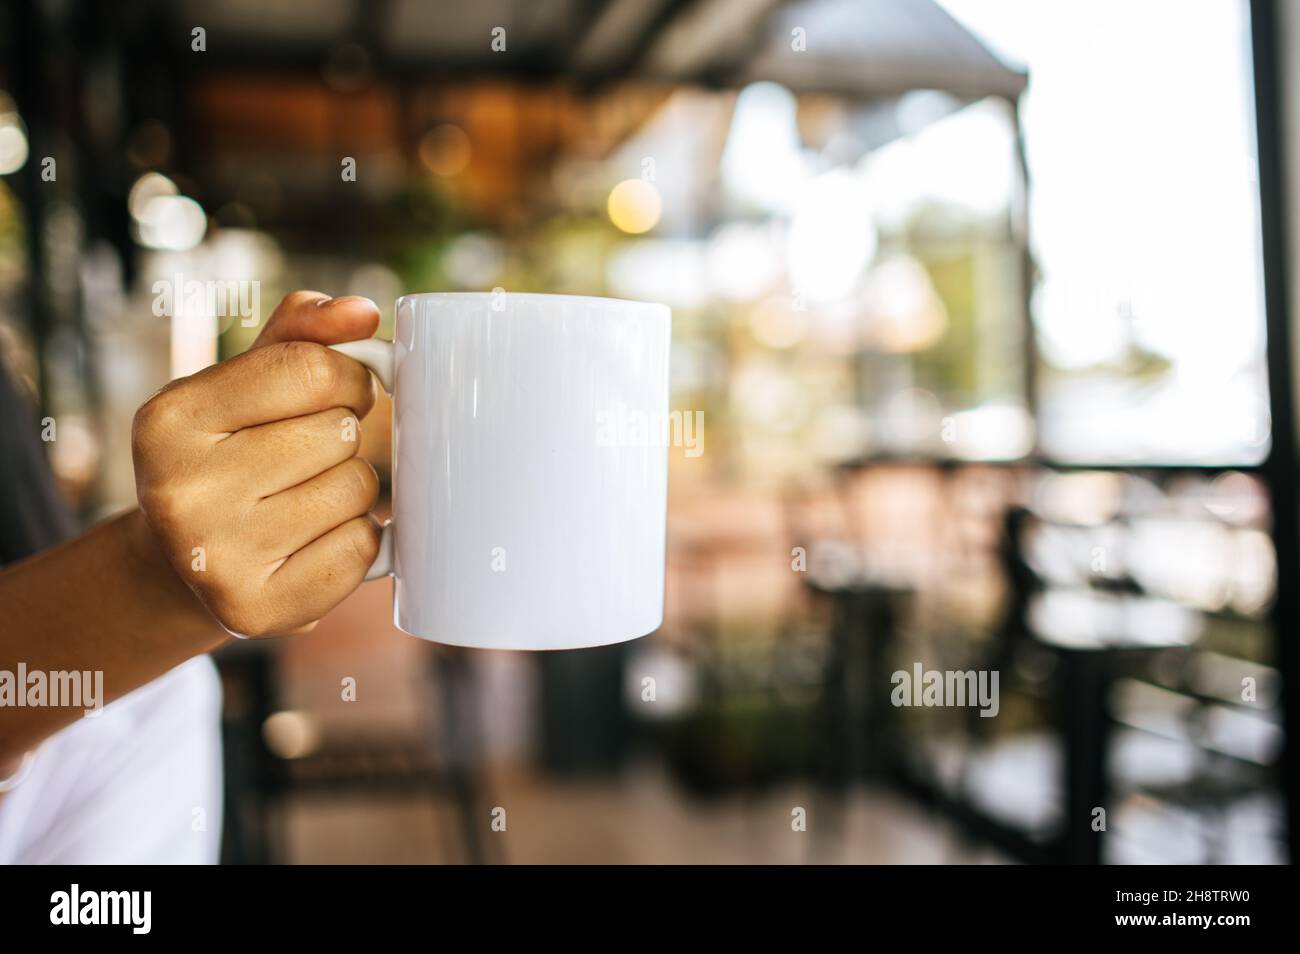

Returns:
251,291,381,350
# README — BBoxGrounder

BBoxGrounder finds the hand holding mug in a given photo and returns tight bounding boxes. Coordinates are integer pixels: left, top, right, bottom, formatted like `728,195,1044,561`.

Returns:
134,290,671,650
132,292,384,637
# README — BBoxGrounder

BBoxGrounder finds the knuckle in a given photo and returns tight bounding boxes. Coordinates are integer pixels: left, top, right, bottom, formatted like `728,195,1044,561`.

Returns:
132,388,187,444
280,290,326,311
210,592,275,639
345,457,380,505
188,560,232,605
198,564,237,602
281,341,339,395
138,480,185,523
137,469,202,528
328,407,363,454
341,517,380,568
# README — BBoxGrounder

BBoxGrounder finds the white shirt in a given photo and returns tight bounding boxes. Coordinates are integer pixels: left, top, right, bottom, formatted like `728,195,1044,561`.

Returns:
0,655,223,864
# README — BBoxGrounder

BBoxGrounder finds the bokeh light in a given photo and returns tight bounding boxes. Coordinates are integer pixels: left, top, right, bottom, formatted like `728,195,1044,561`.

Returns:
418,123,471,177
607,178,662,234
0,98,29,176
136,194,207,251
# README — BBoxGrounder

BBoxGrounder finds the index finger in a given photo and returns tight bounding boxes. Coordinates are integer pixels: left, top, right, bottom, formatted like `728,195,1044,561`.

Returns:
165,339,376,437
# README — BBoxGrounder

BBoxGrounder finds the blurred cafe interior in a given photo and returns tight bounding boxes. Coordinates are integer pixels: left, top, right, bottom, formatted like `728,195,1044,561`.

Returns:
1,0,1298,863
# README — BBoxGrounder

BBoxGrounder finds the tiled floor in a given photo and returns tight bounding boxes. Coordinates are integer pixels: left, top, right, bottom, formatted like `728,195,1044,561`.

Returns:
261,583,1009,864
281,763,1010,864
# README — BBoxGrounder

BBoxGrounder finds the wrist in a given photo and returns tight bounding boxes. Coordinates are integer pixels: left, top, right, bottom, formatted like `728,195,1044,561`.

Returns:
122,508,231,653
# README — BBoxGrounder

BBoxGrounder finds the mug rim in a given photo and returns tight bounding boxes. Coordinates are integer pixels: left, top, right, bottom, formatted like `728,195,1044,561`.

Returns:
396,291,667,312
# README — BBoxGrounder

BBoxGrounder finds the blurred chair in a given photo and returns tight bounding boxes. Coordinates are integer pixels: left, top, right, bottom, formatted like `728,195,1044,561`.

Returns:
216,635,497,865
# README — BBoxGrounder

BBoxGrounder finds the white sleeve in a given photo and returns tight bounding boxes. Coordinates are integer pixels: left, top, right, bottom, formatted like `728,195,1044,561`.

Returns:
0,654,224,864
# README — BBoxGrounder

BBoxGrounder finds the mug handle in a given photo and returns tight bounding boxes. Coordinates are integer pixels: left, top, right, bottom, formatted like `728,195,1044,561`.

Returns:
330,339,396,581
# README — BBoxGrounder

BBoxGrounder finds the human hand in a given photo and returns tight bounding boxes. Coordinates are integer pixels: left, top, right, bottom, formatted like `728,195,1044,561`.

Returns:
132,291,383,637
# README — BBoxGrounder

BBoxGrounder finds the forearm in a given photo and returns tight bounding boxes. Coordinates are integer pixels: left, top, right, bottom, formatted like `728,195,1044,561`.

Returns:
0,508,229,764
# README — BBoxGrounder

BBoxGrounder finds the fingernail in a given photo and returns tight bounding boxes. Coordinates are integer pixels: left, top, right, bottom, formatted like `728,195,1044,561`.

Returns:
325,295,377,309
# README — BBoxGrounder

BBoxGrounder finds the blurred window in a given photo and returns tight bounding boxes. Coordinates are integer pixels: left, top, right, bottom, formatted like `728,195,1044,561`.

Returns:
943,0,1269,464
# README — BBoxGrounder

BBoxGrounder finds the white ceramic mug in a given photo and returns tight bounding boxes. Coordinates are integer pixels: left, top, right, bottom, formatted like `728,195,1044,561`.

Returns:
330,292,671,650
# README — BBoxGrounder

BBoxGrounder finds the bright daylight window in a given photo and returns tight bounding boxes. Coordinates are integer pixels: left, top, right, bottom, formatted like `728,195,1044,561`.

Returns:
942,0,1269,465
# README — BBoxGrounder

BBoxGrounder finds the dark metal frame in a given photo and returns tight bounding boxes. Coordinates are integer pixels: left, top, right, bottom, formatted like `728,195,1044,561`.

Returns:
1251,0,1300,864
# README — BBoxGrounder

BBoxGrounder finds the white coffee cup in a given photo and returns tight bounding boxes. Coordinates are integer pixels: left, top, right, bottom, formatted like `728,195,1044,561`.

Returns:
330,292,671,651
